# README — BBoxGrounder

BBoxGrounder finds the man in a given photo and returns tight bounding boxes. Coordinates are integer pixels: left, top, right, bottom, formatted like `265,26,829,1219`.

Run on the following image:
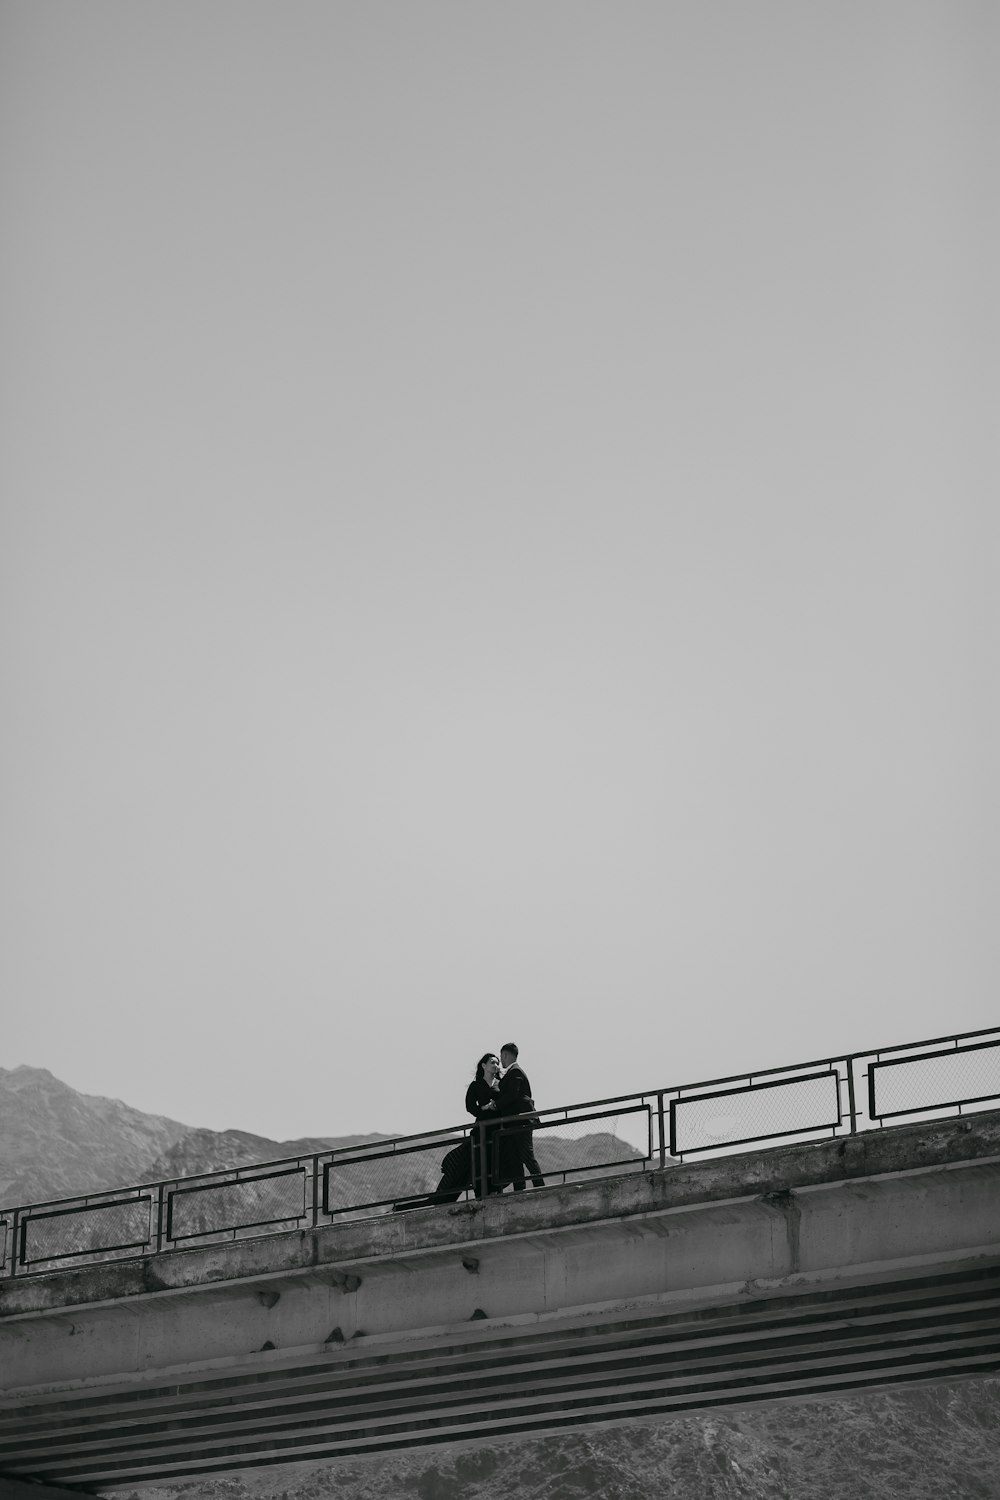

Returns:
496,1042,545,1191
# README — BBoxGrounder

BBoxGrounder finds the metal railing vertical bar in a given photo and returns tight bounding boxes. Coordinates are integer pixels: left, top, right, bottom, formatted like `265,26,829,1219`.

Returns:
846,1058,858,1133
17,1211,28,1274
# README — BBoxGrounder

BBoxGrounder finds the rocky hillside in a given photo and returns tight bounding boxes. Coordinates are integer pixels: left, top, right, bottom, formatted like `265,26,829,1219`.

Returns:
0,1066,190,1204
0,1067,392,1208
145,1128,392,1183
130,1378,1000,1500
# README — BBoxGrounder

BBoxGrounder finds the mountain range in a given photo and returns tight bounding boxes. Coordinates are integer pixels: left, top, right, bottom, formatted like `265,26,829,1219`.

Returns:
0,1065,399,1205
2,1065,998,1499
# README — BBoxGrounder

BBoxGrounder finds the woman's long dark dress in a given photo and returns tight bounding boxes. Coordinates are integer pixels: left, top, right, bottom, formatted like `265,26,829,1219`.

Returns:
396,1078,500,1209
465,1078,501,1197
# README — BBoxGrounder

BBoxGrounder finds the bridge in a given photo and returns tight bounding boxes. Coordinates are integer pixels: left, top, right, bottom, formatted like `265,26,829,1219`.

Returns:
1,1027,998,1493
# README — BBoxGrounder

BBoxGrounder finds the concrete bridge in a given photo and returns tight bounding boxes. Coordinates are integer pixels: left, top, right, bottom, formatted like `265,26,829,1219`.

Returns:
1,1108,999,1493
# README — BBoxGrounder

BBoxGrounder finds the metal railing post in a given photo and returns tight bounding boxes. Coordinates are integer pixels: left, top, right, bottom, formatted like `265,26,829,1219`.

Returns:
15,1208,27,1275
10,1208,21,1277
846,1056,858,1134
476,1124,489,1199
656,1094,666,1168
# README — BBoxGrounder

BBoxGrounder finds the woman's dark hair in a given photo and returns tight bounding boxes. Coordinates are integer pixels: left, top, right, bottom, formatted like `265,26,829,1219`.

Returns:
475,1052,499,1082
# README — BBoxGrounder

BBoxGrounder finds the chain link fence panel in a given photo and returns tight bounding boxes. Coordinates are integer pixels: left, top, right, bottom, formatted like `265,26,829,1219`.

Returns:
671,1070,840,1155
869,1042,1000,1119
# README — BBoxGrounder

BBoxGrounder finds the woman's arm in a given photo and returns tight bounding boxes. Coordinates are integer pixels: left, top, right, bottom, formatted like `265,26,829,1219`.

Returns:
466,1080,497,1119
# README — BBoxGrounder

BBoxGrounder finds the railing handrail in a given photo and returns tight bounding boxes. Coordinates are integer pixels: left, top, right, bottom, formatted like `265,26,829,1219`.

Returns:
0,1100,649,1218
1,1020,997,1230
637,1021,1000,1102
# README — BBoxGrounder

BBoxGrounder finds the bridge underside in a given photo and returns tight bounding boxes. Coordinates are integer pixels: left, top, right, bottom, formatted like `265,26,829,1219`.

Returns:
2,1112,999,1490
2,1258,1000,1489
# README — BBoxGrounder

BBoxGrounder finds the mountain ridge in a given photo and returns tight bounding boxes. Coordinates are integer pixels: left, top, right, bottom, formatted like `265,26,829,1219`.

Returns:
0,1066,395,1205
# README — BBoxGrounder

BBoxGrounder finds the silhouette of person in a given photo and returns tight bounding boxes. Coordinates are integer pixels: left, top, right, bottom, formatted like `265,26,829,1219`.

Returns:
466,1052,502,1197
394,1052,501,1210
496,1042,545,1192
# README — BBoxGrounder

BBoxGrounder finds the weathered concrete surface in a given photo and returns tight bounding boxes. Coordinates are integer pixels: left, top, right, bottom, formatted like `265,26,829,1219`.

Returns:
1,1113,999,1490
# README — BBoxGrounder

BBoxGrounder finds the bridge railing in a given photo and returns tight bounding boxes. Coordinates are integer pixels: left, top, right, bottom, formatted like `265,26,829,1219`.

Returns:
1,1024,997,1279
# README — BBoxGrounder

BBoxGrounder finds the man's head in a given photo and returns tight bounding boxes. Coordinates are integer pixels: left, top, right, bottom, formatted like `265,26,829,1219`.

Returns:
500,1042,518,1068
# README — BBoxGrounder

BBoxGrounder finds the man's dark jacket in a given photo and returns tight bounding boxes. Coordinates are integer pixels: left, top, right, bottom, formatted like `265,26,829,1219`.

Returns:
497,1063,538,1121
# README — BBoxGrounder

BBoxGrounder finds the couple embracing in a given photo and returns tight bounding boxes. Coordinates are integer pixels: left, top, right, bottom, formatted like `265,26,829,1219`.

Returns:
466,1043,545,1195
395,1043,546,1210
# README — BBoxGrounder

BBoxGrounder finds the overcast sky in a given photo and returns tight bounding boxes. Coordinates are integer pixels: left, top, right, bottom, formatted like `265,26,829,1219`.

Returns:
2,2,996,1144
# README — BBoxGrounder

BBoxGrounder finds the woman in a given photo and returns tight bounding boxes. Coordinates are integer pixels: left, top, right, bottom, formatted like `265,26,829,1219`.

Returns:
398,1053,502,1209
466,1053,502,1197
466,1053,501,1119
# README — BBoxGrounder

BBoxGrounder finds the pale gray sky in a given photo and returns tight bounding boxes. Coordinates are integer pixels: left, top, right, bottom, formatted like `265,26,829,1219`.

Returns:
2,2,997,1142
